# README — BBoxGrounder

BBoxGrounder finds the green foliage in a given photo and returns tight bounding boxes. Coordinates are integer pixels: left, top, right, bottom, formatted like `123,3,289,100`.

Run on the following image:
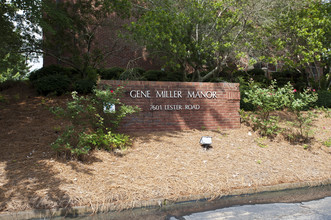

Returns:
50,87,140,159
100,67,125,80
244,80,290,120
0,53,29,83
29,65,71,82
271,69,302,89
260,0,330,72
243,79,318,139
310,74,331,91
30,65,99,95
119,68,145,80
143,70,166,81
165,71,183,82
140,69,184,82
34,74,71,96
286,111,317,142
0,1,40,72
239,77,257,111
74,79,96,94
255,137,268,148
316,90,331,108
317,106,331,118
251,115,282,138
129,0,248,82
323,138,331,148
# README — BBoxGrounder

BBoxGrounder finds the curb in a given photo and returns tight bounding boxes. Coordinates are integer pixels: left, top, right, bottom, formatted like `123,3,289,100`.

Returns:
1,179,331,220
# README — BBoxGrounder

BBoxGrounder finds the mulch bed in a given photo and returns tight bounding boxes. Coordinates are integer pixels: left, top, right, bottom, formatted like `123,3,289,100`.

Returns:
0,83,330,213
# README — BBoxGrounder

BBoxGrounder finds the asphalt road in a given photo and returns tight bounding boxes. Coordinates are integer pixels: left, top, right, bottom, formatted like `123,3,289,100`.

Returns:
169,197,331,220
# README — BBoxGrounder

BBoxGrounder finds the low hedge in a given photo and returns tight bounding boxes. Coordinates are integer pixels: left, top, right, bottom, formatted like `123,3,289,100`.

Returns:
316,90,331,108
29,65,71,82
34,74,71,96
99,67,125,80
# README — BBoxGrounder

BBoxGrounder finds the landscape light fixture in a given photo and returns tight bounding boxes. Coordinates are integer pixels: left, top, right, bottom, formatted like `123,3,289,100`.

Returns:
200,136,212,149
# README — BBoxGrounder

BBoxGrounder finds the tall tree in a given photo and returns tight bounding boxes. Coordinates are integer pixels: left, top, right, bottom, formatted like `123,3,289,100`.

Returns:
0,0,43,78
129,0,252,81
253,0,330,80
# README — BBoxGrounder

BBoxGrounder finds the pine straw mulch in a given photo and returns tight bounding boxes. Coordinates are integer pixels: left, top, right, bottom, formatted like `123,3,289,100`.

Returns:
0,82,330,214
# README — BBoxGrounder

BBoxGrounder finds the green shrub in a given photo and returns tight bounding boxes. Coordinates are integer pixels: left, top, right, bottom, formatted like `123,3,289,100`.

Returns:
34,74,71,96
316,90,331,108
29,65,71,82
50,87,140,159
242,80,318,139
247,68,265,76
119,68,145,80
239,77,255,111
143,70,166,81
74,79,96,94
165,71,183,82
99,67,125,80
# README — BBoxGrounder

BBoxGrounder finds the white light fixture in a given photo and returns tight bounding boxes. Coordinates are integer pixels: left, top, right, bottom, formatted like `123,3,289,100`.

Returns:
200,136,212,148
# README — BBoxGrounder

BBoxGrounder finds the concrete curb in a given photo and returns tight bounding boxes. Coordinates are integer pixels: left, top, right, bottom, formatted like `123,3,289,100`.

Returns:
1,179,331,220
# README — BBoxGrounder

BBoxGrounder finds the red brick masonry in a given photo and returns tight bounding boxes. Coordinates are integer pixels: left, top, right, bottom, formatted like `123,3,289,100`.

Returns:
99,80,240,132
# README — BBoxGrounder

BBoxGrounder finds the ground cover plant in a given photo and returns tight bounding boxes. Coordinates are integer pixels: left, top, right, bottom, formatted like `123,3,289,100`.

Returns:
50,85,140,159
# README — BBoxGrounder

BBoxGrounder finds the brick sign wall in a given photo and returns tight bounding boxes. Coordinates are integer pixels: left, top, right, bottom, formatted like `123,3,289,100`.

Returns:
99,80,240,132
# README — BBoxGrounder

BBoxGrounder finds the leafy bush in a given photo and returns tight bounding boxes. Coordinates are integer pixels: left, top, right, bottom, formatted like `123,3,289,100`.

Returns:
74,79,96,94
34,74,71,96
143,70,166,81
316,90,331,108
50,86,140,159
119,68,145,80
247,68,265,76
239,77,255,111
99,67,125,80
29,65,71,82
30,65,99,95
242,80,318,139
1,68,25,84
164,71,183,82
284,87,318,142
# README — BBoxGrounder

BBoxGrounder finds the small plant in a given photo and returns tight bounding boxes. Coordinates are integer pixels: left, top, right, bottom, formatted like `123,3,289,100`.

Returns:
50,86,140,159
323,138,331,147
317,106,331,118
256,159,262,164
286,88,318,142
303,144,311,150
239,109,250,124
291,111,317,142
250,115,282,138
255,137,268,148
